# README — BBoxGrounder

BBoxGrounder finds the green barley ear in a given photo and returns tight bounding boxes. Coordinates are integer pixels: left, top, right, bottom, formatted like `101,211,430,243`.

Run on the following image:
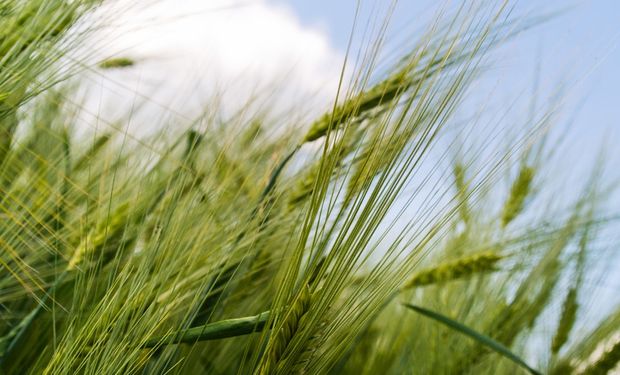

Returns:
289,129,360,208
302,68,410,143
501,164,535,227
344,124,405,206
453,163,470,224
302,24,493,144
551,209,592,354
548,360,574,375
343,138,384,206
67,201,132,270
98,57,135,69
581,339,620,375
260,285,312,374
402,252,503,289
0,101,17,168
551,287,578,354
72,133,112,171
288,164,321,208
240,119,264,146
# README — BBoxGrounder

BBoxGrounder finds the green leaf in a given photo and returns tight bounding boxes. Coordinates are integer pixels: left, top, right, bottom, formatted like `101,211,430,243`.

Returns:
403,303,541,375
142,311,270,348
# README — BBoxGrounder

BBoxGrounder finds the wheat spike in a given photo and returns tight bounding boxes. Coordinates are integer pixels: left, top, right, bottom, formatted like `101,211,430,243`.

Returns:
303,70,409,142
403,252,503,289
98,57,135,69
582,338,620,375
552,287,578,353
67,202,131,270
261,285,312,374
501,165,534,227
453,163,470,223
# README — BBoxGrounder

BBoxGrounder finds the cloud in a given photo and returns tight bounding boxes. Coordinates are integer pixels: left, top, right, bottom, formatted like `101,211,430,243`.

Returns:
76,0,344,135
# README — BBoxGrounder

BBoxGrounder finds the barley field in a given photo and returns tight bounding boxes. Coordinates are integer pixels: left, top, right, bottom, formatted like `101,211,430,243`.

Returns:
0,1,619,374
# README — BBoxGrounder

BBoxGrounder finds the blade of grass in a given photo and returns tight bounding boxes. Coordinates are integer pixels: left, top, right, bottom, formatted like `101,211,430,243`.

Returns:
402,303,541,375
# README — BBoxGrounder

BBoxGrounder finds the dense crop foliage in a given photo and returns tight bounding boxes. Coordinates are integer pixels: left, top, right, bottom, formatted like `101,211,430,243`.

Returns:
0,1,618,374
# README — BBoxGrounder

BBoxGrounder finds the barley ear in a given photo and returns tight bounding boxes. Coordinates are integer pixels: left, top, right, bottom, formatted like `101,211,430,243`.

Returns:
98,57,135,69
582,339,620,375
453,163,470,224
302,69,409,143
501,164,535,227
551,287,578,353
260,285,312,374
402,252,503,289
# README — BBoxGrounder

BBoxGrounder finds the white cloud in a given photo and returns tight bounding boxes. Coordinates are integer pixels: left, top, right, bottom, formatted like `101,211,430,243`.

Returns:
76,0,344,135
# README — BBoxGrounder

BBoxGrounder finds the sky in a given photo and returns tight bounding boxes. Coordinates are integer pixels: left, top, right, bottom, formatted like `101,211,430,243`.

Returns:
285,0,620,203
81,0,344,131
78,0,620,215
85,0,620,154
81,0,620,219
271,0,620,144
82,0,620,232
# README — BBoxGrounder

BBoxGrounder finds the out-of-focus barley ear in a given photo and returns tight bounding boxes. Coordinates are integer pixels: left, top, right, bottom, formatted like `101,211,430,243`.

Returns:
402,252,503,289
0,101,18,168
549,360,575,375
551,218,590,353
581,338,620,375
240,120,263,147
551,287,578,353
302,69,409,143
445,229,470,257
343,142,378,206
98,57,135,69
184,130,203,158
72,133,112,171
501,164,535,227
260,285,312,375
67,201,131,271
453,163,470,224
344,128,402,206
523,260,563,330
289,129,360,208
288,165,320,208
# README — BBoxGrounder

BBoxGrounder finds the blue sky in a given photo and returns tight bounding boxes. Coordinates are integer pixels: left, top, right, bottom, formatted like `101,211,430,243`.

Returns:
91,0,620,212
94,0,620,154
261,0,620,216
270,0,620,150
